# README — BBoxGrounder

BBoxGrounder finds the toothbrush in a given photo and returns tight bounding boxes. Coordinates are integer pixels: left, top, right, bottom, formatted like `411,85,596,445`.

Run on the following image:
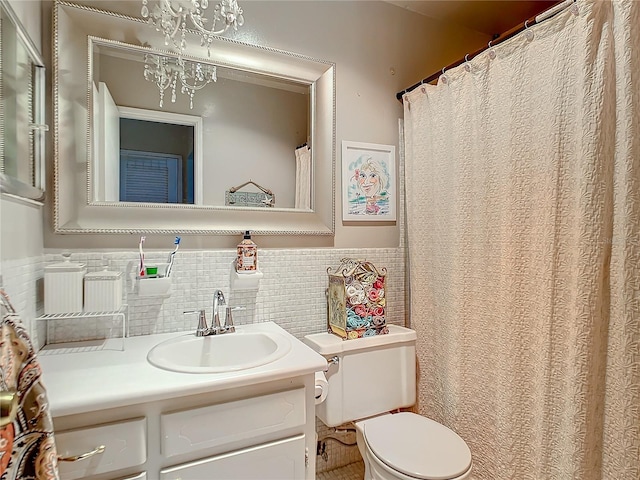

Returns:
165,236,181,277
138,236,146,277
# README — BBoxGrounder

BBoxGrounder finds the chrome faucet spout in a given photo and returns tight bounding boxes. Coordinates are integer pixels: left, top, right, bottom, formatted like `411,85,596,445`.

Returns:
212,289,226,332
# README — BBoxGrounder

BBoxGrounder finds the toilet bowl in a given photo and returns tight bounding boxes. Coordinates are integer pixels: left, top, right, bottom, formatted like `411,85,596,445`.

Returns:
355,412,472,480
304,326,473,480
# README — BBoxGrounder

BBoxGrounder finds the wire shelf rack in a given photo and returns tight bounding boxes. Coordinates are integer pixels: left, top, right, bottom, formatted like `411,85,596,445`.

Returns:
37,305,128,354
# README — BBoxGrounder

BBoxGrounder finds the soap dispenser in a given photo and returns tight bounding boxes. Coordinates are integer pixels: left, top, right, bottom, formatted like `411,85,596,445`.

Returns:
236,230,258,273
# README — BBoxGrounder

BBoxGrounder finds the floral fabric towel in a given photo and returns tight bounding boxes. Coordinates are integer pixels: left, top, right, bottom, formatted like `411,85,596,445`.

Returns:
0,299,59,480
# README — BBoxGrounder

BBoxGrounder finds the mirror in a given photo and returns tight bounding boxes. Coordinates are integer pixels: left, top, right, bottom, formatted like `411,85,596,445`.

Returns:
0,0,46,202
54,1,335,234
91,39,311,208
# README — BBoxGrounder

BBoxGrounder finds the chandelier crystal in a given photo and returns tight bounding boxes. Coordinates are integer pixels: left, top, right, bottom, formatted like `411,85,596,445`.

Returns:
143,53,217,109
141,0,244,56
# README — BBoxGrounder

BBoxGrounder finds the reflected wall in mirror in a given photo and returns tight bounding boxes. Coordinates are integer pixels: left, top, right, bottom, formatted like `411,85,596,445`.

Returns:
0,0,46,201
91,39,310,209
54,1,335,235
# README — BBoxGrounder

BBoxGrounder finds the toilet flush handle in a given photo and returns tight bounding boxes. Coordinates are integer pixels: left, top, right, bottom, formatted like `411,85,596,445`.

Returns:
325,356,339,370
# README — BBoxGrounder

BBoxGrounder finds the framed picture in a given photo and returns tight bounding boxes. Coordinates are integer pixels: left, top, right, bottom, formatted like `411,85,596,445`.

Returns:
341,141,396,221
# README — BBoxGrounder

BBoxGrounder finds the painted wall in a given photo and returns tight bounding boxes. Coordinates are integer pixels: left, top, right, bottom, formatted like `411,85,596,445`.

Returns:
1,0,489,373
0,0,490,359
0,1,488,471
41,0,489,250
1,0,45,345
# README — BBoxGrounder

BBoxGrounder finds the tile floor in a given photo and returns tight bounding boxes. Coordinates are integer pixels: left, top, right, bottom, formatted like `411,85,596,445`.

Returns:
317,461,364,480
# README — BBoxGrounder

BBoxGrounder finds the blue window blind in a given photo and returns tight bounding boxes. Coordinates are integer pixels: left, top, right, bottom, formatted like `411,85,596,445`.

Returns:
120,150,183,203
186,150,194,204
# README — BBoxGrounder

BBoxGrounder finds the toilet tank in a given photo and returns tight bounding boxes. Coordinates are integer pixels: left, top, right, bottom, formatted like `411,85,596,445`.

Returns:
303,325,417,427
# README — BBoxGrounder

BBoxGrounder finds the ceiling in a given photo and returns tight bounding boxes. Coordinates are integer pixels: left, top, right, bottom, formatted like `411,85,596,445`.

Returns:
68,2,559,39
385,1,559,37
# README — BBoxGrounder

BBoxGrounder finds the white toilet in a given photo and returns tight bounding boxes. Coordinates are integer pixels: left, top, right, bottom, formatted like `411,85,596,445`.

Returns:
304,325,472,480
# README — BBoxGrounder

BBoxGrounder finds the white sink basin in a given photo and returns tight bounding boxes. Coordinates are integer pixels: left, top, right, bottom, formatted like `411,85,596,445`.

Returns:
147,329,292,373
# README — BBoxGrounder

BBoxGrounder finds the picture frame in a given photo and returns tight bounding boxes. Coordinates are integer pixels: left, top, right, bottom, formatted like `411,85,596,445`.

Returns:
341,141,396,222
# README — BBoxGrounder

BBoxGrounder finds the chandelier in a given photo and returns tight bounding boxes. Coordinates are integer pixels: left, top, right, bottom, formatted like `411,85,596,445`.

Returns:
143,53,217,109
141,0,244,56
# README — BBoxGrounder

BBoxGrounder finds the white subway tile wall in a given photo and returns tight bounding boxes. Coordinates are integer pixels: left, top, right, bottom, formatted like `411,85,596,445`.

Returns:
4,246,405,474
40,247,406,343
1,256,46,349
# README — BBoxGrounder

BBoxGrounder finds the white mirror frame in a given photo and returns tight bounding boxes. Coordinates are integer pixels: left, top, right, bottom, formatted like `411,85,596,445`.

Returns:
53,0,335,235
0,0,46,203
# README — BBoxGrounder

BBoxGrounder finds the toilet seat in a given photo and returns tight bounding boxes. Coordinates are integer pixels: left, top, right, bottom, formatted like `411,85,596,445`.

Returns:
360,412,472,480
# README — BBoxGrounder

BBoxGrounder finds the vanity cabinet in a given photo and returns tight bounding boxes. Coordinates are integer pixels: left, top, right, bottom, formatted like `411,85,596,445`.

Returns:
52,377,315,480
41,323,326,480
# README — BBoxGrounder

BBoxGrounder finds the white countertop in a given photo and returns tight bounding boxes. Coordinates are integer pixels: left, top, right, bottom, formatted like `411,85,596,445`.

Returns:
39,322,327,418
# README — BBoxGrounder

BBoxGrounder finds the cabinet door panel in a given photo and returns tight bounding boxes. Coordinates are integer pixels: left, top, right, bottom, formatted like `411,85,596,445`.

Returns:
161,387,305,457
160,434,306,480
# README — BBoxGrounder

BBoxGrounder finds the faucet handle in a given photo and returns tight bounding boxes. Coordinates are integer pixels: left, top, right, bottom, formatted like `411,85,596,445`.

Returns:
224,306,246,332
185,309,208,336
224,306,236,333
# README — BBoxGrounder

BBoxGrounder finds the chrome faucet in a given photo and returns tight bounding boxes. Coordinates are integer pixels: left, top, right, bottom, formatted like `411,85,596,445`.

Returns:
186,289,237,336
211,289,236,334
212,289,226,333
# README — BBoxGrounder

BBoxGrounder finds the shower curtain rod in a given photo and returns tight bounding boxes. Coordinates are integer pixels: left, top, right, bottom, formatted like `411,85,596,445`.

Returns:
395,0,575,102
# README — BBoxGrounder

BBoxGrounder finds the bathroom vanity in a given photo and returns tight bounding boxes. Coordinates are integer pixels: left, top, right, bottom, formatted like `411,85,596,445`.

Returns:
39,322,327,480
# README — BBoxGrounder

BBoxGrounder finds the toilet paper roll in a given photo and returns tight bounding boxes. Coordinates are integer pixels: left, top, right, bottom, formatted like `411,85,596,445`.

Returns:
314,371,329,405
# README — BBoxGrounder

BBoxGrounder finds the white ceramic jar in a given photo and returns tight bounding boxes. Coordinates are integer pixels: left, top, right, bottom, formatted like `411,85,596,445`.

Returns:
84,270,123,312
44,254,86,314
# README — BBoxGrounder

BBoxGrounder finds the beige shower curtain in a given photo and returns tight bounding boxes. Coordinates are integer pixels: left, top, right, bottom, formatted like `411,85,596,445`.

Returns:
403,1,638,479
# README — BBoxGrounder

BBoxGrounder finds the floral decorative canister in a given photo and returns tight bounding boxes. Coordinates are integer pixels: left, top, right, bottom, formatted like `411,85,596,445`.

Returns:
327,258,388,339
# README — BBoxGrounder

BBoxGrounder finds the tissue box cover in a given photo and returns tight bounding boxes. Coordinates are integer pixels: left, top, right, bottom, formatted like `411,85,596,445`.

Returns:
327,258,388,339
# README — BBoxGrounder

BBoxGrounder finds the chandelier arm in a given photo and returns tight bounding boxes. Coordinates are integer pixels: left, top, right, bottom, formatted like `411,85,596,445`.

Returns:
180,79,212,91
157,76,174,92
144,0,244,55
186,11,230,37
145,53,216,109
170,18,182,39
160,0,183,19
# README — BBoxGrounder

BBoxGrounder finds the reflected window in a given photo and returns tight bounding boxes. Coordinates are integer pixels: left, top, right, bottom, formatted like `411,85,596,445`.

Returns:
120,118,194,203
120,150,182,203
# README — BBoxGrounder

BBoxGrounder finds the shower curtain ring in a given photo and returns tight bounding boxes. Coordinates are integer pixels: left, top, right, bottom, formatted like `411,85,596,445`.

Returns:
440,66,448,84
464,54,471,72
524,19,534,41
488,40,496,59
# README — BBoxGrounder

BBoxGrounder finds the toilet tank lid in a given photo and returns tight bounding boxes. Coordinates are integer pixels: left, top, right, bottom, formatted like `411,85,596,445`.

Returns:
303,325,416,356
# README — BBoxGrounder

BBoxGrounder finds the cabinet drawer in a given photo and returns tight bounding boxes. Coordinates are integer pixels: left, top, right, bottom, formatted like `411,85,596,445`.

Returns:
161,387,305,458
160,434,306,480
56,417,146,480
